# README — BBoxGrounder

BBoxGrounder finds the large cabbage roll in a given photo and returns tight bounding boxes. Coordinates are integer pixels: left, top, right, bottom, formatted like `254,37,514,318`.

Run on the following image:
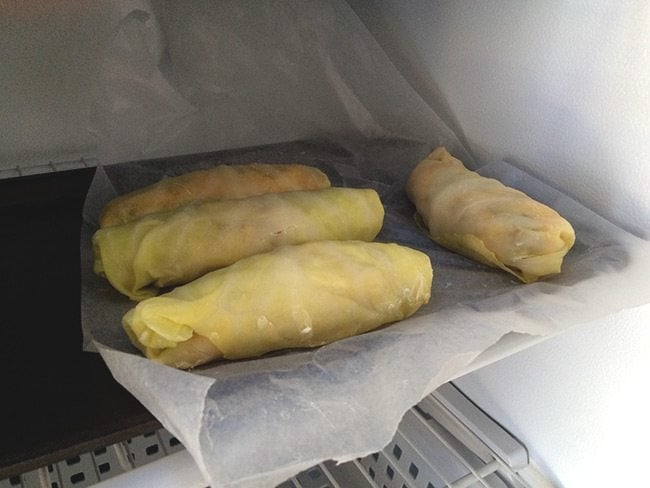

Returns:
123,240,433,368
406,147,575,283
99,163,331,227
93,187,384,301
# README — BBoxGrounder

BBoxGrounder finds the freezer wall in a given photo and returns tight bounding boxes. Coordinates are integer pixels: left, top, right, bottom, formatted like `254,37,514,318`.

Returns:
4,2,650,486
0,2,139,169
348,1,650,487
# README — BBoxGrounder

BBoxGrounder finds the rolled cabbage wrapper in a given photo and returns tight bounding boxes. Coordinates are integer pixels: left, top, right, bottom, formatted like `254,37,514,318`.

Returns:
123,240,433,367
93,187,384,301
99,163,331,227
406,147,575,283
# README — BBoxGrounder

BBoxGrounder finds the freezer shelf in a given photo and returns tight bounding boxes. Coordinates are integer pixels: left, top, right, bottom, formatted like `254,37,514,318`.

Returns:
1,383,551,488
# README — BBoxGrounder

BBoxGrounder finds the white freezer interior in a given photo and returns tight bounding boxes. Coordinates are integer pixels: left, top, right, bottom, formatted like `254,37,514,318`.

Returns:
2,2,650,487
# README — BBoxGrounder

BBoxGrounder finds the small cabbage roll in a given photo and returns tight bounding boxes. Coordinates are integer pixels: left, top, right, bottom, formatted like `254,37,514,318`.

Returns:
406,147,575,283
123,240,433,367
93,187,384,301
99,163,331,227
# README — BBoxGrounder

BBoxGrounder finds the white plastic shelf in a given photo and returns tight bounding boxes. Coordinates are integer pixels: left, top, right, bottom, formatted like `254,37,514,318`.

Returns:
0,158,98,180
0,429,185,488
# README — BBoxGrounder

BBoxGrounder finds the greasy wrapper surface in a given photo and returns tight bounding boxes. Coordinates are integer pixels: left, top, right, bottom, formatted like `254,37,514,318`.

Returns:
81,139,650,488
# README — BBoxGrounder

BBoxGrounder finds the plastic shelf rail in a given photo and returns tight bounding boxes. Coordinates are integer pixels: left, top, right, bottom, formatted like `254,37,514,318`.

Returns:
0,383,552,488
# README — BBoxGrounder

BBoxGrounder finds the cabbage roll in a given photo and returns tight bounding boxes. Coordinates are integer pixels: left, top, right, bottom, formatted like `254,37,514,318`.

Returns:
406,147,575,283
93,187,384,301
123,240,433,367
100,163,331,227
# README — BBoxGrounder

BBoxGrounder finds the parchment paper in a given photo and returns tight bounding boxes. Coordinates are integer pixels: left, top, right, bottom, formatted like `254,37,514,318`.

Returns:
82,2,650,486
81,138,650,488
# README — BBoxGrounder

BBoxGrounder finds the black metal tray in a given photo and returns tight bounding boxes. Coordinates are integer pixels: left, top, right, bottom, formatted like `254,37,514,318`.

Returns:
0,169,158,479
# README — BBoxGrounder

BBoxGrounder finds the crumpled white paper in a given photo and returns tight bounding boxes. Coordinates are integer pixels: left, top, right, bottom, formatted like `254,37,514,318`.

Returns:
81,139,650,488
82,2,650,487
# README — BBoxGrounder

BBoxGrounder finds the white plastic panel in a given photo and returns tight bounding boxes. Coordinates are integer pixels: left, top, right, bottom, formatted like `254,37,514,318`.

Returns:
0,3,109,170
123,432,167,467
56,452,99,488
90,445,131,482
